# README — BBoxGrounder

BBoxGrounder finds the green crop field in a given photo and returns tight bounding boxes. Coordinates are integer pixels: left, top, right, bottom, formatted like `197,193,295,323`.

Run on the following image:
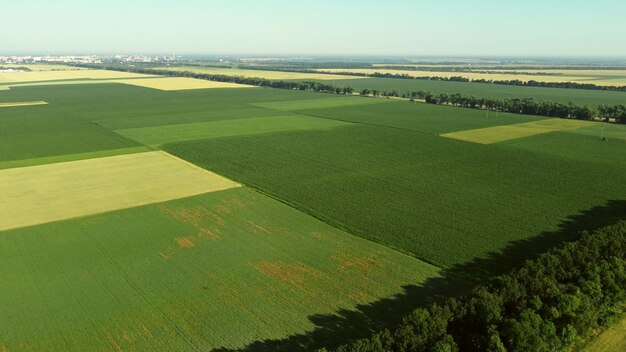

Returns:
1,74,624,351
0,187,439,351
164,99,626,267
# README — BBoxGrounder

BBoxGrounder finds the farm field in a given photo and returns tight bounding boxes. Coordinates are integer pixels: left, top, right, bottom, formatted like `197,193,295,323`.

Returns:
154,66,364,80
0,187,439,350
441,118,594,144
113,77,254,91
116,114,352,146
165,122,626,266
1,76,624,350
0,69,154,85
317,68,626,86
303,77,626,107
0,151,240,231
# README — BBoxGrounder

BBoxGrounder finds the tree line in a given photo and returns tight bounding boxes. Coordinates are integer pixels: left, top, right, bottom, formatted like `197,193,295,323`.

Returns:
292,69,626,93
323,221,626,352
73,64,625,124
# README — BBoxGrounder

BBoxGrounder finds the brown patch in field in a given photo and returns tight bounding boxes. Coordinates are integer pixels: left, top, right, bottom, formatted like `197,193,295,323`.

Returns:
176,237,195,248
1,344,7,352
161,205,223,237
106,333,123,352
254,261,321,288
248,220,273,234
140,324,153,339
311,231,335,239
333,255,382,275
159,251,172,260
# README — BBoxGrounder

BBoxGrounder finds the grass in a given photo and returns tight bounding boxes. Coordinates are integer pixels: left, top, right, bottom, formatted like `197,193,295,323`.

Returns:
441,118,594,144
116,114,352,146
165,119,626,267
0,151,240,232
0,187,439,350
154,66,363,80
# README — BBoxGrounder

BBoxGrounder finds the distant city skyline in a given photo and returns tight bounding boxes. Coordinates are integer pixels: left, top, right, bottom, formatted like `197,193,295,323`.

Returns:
3,0,625,57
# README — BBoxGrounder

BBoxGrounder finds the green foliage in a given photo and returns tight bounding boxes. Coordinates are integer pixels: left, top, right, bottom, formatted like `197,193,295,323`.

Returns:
331,222,626,352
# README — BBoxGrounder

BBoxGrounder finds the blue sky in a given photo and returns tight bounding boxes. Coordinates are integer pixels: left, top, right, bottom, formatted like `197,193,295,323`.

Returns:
2,0,625,57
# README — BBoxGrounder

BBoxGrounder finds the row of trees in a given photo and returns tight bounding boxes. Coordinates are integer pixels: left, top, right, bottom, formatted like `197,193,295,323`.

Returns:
418,92,596,120
598,105,626,123
316,70,626,93
74,64,624,124
325,221,626,352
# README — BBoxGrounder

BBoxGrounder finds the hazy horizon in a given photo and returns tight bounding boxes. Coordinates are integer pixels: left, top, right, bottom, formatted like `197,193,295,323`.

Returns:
3,0,626,57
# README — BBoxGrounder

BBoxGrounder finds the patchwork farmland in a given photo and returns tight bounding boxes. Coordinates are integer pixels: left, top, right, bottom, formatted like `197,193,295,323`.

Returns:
0,65,625,351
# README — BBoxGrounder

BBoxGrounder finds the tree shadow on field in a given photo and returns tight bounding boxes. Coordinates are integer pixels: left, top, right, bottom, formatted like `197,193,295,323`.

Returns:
213,200,626,352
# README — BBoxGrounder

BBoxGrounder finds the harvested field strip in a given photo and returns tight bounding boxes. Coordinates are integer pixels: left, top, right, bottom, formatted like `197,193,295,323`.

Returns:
116,115,352,146
0,188,440,350
0,101,47,108
251,96,389,111
113,77,254,91
154,66,365,80
441,118,594,144
0,146,152,171
0,69,154,84
0,151,240,232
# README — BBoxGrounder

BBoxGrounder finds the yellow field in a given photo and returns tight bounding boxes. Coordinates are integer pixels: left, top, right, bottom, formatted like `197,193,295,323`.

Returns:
441,119,594,144
156,66,364,80
582,313,626,352
113,77,254,90
0,69,154,85
0,101,47,108
0,64,84,71
0,151,240,232
319,68,596,85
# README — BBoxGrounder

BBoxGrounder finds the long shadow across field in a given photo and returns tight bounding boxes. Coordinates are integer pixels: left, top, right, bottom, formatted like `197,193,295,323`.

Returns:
214,200,626,352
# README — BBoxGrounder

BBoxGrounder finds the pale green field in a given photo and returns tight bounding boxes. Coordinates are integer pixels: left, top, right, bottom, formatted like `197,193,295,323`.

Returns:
251,96,388,111
441,118,595,144
0,151,239,232
116,114,352,146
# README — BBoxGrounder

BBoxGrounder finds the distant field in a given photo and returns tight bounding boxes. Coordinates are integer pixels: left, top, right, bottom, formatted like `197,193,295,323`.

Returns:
318,68,626,87
0,64,85,71
0,69,153,85
0,188,439,350
154,66,364,80
113,77,254,90
0,151,239,231
303,77,626,107
252,96,389,111
441,118,594,144
116,114,352,146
